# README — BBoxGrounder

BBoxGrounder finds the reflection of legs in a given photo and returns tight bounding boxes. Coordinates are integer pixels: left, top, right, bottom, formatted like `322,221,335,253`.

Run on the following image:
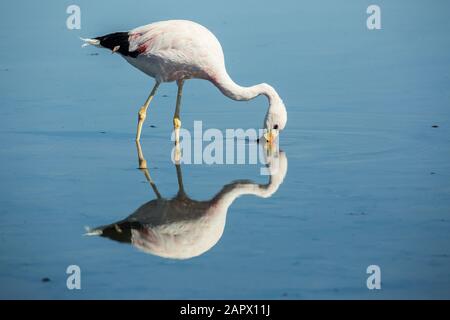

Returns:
136,82,160,141
175,163,186,197
135,140,162,199
173,79,185,143
173,144,181,164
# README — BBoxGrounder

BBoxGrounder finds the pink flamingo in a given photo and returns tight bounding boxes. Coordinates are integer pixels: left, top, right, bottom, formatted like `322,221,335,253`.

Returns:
81,20,287,142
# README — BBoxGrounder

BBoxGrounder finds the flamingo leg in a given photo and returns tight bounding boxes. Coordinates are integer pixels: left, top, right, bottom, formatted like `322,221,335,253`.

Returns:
173,79,185,144
136,82,160,141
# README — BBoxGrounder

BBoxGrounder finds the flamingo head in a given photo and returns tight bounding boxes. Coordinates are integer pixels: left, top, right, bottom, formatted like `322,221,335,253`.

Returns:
262,99,287,143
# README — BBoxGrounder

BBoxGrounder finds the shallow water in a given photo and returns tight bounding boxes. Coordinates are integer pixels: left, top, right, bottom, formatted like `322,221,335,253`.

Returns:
1,0,450,299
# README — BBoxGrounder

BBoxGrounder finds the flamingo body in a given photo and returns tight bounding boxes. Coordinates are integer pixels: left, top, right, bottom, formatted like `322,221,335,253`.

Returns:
126,20,224,83
82,20,287,140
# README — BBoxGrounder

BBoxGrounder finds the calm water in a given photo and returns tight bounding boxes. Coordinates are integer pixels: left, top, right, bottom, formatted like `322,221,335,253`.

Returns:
1,0,450,299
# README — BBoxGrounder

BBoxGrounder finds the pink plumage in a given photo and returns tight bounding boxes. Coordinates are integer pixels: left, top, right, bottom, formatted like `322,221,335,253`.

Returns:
82,19,287,142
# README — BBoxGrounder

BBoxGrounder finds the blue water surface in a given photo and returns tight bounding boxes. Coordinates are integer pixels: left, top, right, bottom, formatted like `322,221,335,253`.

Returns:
0,0,449,299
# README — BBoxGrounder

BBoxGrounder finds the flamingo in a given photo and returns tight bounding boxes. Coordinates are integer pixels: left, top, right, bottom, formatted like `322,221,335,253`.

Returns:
86,141,288,259
81,20,287,142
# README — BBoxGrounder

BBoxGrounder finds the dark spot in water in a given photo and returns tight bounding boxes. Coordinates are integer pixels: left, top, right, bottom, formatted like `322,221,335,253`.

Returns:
162,94,169,98
41,277,51,282
430,172,436,175
89,53,99,56
100,131,106,134
432,254,450,258
432,125,439,128
346,212,367,216
149,125,156,128
282,292,288,297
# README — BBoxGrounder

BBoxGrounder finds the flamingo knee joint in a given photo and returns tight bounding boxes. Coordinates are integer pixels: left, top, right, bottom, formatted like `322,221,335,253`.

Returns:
173,117,181,129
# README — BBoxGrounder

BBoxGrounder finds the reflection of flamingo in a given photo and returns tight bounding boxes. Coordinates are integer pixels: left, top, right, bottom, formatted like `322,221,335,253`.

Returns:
86,141,288,259
81,20,287,142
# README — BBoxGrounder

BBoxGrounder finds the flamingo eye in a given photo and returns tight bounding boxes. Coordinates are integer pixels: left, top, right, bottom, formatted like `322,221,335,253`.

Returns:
273,124,279,130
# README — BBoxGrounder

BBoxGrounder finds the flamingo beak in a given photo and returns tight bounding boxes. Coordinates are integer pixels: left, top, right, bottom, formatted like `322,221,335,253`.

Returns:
263,128,279,143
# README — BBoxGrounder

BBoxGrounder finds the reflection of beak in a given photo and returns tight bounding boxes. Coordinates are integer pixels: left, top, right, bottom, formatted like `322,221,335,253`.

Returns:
263,129,279,143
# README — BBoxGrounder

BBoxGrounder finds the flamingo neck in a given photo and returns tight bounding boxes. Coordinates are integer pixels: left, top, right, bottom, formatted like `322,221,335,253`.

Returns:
212,71,283,111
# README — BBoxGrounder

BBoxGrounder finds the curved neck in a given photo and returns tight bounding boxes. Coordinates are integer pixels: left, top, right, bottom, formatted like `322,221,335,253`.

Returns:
210,176,281,211
211,71,281,108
